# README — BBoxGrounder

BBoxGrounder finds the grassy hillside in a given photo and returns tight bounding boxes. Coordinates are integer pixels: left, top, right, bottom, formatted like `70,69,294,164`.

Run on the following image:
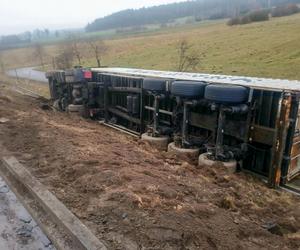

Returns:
2,13,300,80
85,0,300,32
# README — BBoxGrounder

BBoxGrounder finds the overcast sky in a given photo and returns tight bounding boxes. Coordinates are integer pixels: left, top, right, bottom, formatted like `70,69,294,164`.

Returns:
0,0,186,35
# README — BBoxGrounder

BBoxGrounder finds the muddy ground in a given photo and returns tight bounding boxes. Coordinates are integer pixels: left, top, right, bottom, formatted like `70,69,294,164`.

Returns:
0,81,300,250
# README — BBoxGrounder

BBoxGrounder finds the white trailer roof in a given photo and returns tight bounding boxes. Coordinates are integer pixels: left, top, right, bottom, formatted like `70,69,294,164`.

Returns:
92,67,300,92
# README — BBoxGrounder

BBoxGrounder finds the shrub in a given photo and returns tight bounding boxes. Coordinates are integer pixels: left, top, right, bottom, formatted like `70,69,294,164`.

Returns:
227,9,269,26
176,39,201,72
240,15,252,24
227,17,241,26
272,4,300,17
247,9,270,22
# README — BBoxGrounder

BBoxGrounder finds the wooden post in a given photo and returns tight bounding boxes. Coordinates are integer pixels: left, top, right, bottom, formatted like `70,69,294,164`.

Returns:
268,93,292,188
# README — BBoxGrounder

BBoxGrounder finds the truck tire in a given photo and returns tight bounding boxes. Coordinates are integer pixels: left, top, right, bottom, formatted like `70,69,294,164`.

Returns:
143,78,166,92
60,97,68,111
198,153,237,174
141,133,169,151
171,81,206,98
168,142,200,161
53,100,60,110
68,104,83,113
205,84,249,104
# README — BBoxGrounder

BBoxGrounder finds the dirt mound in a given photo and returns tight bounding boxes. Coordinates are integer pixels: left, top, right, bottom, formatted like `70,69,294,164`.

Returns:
0,83,299,249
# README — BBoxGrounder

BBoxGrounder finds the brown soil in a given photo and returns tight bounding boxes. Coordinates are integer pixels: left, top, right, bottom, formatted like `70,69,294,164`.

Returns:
0,82,300,250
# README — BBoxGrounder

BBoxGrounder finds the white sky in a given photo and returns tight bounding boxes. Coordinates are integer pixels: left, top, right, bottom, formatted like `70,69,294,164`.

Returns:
0,0,186,35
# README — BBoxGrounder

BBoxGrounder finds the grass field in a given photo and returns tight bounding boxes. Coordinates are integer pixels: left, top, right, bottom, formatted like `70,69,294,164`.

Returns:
1,13,300,80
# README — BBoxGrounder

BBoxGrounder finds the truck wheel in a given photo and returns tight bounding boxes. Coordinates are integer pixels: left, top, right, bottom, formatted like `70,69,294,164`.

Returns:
171,81,206,99
141,133,169,151
205,84,249,104
198,153,237,174
68,104,84,113
168,142,200,161
143,78,166,92
60,97,68,111
53,100,60,110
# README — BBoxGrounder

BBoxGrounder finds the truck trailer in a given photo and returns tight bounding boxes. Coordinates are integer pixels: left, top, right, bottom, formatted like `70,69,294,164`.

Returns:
46,67,300,191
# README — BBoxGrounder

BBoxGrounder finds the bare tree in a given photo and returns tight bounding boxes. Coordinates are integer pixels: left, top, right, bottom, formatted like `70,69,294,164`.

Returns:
55,42,74,69
69,34,82,65
87,40,107,67
33,43,46,68
176,39,200,72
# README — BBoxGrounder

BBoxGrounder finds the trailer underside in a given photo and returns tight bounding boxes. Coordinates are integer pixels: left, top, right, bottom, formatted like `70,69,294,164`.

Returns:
46,67,300,189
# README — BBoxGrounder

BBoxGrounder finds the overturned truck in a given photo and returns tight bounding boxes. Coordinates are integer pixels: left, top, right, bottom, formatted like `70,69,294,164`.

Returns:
46,67,300,190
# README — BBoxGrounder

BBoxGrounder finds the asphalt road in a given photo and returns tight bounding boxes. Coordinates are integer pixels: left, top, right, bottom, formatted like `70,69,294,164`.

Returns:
6,67,48,83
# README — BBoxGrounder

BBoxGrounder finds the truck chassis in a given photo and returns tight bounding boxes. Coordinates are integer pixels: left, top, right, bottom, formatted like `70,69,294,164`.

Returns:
46,67,300,190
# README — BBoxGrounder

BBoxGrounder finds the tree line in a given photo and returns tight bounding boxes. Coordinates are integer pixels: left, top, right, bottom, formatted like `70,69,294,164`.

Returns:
228,3,300,25
0,29,78,50
86,0,300,32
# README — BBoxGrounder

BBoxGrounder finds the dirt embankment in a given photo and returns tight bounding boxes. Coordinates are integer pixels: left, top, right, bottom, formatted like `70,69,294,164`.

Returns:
0,82,299,250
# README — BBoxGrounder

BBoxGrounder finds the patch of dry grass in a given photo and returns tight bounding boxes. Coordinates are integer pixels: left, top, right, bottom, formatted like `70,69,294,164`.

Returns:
0,73,50,99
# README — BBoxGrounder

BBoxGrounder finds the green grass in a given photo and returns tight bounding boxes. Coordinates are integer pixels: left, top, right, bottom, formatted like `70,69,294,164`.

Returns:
2,13,300,80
